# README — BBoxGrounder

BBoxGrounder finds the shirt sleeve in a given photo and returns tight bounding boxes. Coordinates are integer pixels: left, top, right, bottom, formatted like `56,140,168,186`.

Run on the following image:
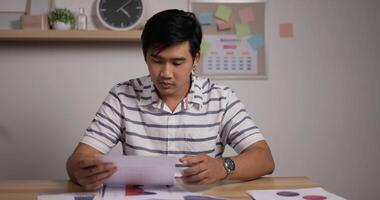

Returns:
220,89,265,154
80,85,123,154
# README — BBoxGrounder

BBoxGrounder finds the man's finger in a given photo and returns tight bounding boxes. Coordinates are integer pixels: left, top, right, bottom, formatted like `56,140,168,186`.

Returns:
182,170,208,184
180,155,205,166
81,163,116,177
181,163,204,177
77,157,102,168
78,167,116,189
74,163,116,181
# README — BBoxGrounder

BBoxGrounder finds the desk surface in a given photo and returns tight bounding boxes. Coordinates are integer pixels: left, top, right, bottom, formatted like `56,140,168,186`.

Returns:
0,177,320,200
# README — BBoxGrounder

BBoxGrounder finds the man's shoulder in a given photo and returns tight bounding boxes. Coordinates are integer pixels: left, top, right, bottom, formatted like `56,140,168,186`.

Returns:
194,75,233,95
114,75,151,91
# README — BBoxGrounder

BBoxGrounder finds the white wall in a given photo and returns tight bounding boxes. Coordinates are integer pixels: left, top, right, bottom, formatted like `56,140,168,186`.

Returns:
1,0,379,199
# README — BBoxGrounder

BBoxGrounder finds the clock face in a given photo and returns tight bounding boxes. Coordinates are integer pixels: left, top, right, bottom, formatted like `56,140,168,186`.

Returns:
97,0,143,30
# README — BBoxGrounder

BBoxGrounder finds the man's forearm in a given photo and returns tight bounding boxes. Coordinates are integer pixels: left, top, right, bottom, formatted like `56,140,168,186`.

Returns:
227,141,275,181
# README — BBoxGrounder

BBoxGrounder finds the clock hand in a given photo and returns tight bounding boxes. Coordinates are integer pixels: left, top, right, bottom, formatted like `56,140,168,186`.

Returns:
116,0,132,12
118,7,131,18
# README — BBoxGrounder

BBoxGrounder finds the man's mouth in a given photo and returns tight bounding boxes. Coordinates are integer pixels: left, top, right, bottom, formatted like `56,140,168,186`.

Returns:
159,82,174,89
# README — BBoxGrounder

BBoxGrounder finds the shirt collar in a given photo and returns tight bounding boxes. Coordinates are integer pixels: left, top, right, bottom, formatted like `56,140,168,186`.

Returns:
138,76,159,107
187,73,204,109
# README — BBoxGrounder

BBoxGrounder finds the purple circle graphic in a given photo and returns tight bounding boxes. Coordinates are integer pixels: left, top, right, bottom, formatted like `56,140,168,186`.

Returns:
276,191,300,197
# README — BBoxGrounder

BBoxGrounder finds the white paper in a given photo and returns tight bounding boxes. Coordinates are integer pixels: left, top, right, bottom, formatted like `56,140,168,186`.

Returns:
99,185,226,200
248,187,346,200
175,168,183,178
100,155,176,186
100,185,193,200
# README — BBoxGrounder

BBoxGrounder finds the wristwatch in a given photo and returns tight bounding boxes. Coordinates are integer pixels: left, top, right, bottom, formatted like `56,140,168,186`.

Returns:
223,157,236,175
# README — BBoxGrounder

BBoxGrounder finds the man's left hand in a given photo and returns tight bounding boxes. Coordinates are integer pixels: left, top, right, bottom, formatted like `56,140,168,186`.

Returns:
179,154,227,184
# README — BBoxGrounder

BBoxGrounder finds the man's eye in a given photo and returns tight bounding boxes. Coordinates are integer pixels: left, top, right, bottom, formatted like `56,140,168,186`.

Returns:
152,59,163,64
173,62,183,66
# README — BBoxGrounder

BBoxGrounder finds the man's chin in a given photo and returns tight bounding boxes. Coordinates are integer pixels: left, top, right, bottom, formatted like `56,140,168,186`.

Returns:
157,88,174,96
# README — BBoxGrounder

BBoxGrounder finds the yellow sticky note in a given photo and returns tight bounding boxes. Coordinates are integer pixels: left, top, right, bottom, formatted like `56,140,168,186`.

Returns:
200,41,211,55
235,23,251,38
215,5,232,21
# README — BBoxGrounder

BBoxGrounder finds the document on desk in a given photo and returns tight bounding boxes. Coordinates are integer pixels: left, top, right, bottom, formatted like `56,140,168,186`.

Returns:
248,187,347,200
99,185,226,200
38,192,96,200
100,155,176,186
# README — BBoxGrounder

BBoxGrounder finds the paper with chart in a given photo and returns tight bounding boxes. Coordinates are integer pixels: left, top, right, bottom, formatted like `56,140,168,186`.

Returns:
100,155,176,186
248,187,346,200
99,185,227,200
38,192,96,200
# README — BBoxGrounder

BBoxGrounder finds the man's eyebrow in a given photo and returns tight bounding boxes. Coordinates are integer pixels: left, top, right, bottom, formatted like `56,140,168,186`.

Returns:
150,54,162,59
150,54,186,62
170,57,186,62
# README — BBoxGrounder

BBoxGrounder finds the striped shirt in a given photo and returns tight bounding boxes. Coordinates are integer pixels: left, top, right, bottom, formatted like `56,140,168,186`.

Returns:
81,74,264,168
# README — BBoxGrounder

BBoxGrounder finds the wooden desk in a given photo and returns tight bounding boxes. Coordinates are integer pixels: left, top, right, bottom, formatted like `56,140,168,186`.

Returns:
0,177,320,200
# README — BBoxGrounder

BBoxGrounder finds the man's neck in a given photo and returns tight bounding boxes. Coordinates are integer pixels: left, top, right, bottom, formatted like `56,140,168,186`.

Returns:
160,80,192,112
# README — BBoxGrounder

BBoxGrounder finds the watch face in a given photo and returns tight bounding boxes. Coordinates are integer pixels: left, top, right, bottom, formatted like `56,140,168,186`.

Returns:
224,158,235,173
98,0,143,30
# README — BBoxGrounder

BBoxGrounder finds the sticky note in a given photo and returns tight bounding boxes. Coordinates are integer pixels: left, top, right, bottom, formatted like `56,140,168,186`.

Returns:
235,23,251,38
215,5,232,21
200,41,211,55
216,19,233,31
248,33,264,50
197,12,213,25
239,7,255,22
279,23,294,38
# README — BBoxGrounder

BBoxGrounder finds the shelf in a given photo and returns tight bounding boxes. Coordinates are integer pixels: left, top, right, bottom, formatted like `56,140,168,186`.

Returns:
0,30,142,42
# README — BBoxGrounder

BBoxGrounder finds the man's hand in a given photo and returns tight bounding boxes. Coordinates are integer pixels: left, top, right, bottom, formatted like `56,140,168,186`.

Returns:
66,143,118,191
69,155,117,191
179,154,227,184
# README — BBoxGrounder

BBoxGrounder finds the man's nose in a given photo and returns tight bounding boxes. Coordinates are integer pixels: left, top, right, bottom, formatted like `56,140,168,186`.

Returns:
160,63,173,78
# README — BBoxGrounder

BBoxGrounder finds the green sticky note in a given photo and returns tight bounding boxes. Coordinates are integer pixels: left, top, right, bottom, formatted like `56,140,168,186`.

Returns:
200,41,211,55
235,23,251,38
215,5,232,21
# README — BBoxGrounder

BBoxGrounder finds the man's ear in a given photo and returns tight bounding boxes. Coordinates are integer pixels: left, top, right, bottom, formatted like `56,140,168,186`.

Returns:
193,52,201,68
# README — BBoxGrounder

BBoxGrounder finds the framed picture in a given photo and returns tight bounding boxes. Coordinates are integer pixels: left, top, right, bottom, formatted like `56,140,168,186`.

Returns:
189,0,267,80
0,0,52,29
0,0,27,13
29,0,53,15
0,0,27,29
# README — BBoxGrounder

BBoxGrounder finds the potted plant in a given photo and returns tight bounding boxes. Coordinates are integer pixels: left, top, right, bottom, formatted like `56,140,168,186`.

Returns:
48,8,75,30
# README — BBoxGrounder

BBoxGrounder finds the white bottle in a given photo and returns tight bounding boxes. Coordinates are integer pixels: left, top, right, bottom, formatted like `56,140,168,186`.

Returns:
76,7,87,30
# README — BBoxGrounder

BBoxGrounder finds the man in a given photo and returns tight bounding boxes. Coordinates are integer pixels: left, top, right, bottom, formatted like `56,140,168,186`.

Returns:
67,9,274,191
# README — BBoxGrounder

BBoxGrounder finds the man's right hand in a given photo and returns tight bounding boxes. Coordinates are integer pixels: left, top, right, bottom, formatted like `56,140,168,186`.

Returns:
66,143,117,191
71,155,117,190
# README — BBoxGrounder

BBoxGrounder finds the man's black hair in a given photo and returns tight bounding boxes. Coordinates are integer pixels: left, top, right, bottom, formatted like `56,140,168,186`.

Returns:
141,9,202,61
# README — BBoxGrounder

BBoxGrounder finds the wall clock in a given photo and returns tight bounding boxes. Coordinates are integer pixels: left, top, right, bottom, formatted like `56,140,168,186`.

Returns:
96,0,144,31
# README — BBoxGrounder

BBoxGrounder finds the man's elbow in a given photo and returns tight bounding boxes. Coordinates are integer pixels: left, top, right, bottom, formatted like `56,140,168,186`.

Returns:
258,146,275,176
265,157,275,175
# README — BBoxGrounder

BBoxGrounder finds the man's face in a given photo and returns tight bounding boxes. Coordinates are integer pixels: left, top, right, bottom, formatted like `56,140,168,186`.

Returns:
146,41,200,101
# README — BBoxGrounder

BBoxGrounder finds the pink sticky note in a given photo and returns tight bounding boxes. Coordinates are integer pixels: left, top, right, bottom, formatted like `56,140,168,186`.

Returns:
216,19,233,31
239,7,255,22
279,23,294,38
